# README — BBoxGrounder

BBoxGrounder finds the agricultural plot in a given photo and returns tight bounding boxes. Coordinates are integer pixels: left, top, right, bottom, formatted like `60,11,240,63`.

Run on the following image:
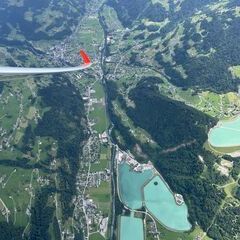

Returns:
89,82,109,133
87,181,111,216
0,165,41,227
90,145,110,173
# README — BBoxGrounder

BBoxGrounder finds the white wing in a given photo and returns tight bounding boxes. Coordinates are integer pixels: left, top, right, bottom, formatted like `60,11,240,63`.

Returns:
0,50,92,75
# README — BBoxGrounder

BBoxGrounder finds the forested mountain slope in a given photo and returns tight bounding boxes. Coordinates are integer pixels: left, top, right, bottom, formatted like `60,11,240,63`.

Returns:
108,0,240,92
0,0,86,42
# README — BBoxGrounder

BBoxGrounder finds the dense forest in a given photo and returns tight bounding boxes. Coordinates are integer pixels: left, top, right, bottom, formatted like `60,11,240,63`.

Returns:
0,222,25,240
29,187,55,240
0,82,4,93
208,200,240,240
127,80,217,149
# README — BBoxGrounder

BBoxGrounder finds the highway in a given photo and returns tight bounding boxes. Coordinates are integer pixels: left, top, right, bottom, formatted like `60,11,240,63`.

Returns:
0,50,92,75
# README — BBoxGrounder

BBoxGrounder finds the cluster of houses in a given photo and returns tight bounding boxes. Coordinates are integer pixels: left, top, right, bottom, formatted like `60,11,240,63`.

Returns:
87,170,110,188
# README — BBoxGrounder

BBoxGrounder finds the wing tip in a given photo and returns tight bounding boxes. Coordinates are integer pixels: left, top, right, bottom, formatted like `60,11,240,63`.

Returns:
79,50,91,65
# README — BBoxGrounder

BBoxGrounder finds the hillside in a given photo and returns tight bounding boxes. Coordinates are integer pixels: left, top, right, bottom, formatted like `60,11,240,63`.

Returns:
108,0,240,92
0,0,86,42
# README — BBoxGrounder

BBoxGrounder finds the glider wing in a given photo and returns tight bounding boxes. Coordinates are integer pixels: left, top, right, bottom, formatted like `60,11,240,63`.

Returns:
0,49,92,75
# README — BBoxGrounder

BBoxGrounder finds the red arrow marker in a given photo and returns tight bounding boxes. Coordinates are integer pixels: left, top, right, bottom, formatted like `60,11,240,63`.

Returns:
79,50,91,65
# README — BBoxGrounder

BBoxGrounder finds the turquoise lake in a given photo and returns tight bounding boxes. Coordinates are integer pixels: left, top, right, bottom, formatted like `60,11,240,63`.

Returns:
118,162,153,209
143,176,192,231
208,116,240,147
120,216,144,240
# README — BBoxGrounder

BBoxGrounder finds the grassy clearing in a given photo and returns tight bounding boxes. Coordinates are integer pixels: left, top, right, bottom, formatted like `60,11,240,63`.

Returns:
0,165,38,227
0,149,22,160
235,6,240,16
101,5,123,32
229,66,240,78
85,17,104,43
156,223,211,240
194,90,240,118
197,91,221,117
0,79,39,153
26,106,36,120
151,0,169,10
91,145,110,172
89,232,105,240
112,100,155,147
227,92,239,102
202,92,220,106
223,181,238,198
93,82,105,100
161,80,240,119
75,11,104,54
37,136,55,163
87,181,111,216
14,131,24,144
176,88,200,105
0,93,19,129
89,81,108,133
209,144,240,154
89,103,108,133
